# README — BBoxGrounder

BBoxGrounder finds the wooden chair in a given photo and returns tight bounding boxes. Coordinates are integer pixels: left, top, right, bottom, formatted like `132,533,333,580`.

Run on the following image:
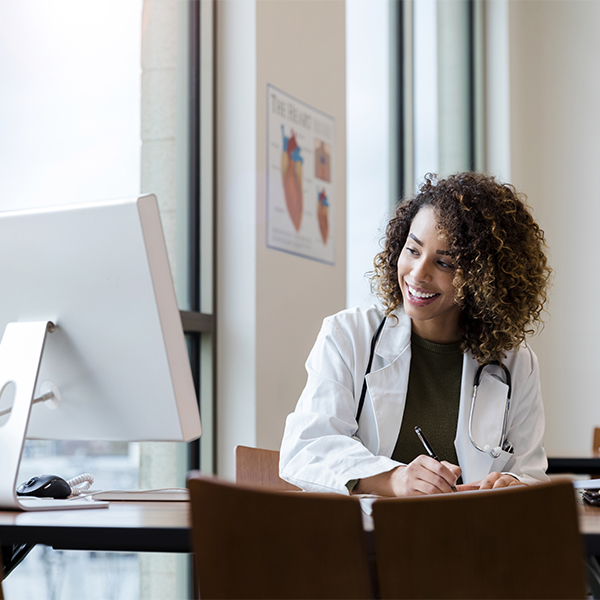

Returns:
372,480,586,599
593,427,600,456
234,445,300,491
187,472,373,599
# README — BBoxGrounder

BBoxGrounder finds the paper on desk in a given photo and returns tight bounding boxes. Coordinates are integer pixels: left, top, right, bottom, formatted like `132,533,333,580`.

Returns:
357,495,377,516
357,496,377,532
572,479,600,489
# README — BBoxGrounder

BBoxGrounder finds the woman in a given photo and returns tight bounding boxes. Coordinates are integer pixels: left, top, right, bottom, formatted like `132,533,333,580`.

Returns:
279,172,552,496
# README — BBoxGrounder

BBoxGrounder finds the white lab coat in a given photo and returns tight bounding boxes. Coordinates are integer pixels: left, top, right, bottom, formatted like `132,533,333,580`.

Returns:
280,305,548,494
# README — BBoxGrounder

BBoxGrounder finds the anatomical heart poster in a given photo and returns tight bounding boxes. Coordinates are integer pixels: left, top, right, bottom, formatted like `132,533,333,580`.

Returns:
267,84,335,265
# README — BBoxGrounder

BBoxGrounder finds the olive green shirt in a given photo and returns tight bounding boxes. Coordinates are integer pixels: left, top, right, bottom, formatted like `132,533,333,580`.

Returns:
392,332,463,467
346,333,463,492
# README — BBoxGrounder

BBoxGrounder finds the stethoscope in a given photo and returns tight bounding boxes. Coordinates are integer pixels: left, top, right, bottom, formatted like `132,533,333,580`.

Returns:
356,317,514,459
468,361,513,458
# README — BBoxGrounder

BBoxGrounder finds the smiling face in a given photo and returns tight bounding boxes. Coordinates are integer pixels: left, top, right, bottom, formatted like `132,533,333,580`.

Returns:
397,206,462,344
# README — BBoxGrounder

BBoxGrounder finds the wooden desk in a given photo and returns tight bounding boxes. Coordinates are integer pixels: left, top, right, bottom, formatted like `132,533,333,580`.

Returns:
0,501,191,553
1,495,600,558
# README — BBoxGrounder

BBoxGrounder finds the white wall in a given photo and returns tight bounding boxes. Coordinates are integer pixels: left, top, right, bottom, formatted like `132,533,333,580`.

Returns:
504,0,600,454
217,0,600,469
217,0,346,478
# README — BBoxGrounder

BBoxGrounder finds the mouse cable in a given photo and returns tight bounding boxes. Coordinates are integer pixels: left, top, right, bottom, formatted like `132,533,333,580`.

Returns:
67,473,94,496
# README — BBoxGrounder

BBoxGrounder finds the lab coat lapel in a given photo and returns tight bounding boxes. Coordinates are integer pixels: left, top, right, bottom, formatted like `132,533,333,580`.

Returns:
364,311,411,457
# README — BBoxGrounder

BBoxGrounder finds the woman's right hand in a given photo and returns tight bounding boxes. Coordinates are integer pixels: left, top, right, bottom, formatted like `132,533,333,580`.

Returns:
354,455,461,497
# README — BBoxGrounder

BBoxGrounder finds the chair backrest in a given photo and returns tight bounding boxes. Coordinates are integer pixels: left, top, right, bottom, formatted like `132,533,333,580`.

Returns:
372,480,586,599
593,427,600,455
187,472,373,599
234,445,300,491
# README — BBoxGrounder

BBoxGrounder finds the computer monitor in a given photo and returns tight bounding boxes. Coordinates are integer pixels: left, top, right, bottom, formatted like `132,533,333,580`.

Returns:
0,194,201,510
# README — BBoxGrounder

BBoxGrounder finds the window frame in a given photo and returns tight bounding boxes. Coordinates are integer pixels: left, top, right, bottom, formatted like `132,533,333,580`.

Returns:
183,0,216,475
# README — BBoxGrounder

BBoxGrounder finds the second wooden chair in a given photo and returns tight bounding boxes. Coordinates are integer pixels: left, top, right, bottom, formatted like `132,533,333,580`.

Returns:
234,445,300,491
372,480,586,599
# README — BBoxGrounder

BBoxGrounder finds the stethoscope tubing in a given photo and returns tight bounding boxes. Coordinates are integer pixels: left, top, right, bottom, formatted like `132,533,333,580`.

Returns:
355,316,387,424
468,361,512,458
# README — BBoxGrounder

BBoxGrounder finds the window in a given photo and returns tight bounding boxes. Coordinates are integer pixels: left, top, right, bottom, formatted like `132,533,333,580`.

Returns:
0,0,214,597
346,0,484,307
403,0,485,192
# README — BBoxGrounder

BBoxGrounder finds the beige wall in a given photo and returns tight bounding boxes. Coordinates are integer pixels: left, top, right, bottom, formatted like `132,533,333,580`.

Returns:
217,0,346,477
217,0,596,469
505,0,600,454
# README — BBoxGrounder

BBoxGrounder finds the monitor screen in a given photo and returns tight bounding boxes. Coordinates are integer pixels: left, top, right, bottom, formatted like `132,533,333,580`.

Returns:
0,194,201,443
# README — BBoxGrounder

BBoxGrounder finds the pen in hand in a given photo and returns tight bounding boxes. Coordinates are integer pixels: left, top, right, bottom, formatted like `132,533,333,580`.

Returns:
414,426,457,492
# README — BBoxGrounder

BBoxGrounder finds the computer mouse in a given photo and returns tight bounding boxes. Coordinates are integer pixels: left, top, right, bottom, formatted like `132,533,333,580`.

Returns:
16,474,71,499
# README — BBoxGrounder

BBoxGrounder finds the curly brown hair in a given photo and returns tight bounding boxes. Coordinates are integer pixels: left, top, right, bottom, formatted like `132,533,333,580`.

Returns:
371,172,552,362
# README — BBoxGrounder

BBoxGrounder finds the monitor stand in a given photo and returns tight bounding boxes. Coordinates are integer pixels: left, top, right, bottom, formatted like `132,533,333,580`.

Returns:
0,322,107,511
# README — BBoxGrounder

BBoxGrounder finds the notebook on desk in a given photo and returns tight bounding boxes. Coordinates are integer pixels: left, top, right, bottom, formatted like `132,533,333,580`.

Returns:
89,488,189,502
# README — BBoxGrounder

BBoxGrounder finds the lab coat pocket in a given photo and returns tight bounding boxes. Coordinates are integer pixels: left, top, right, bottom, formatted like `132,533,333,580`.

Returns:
490,449,514,474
